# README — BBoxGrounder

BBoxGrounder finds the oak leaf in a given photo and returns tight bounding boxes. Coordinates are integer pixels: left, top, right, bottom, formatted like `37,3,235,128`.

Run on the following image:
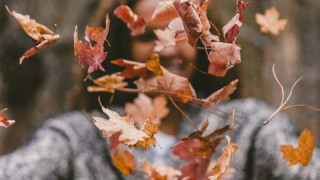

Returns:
74,14,109,73
87,73,128,93
125,94,169,125
255,6,287,35
209,136,238,180
110,148,137,176
0,109,15,128
208,42,241,77
5,6,60,64
280,128,314,166
203,79,238,107
114,5,146,36
141,161,182,180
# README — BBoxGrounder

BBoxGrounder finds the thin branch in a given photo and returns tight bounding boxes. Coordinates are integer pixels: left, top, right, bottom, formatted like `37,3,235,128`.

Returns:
189,63,211,75
280,104,320,112
0,108,8,113
272,64,284,105
209,20,221,36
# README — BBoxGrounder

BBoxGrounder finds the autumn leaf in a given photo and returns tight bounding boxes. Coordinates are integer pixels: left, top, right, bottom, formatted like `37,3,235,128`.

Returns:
114,5,146,36
280,128,314,166
74,14,109,73
93,102,148,146
0,108,15,128
203,79,238,107
141,161,182,180
5,5,60,64
87,73,128,93
110,148,137,176
255,6,287,35
125,94,169,125
209,136,238,180
111,59,150,79
208,42,241,77
149,0,179,24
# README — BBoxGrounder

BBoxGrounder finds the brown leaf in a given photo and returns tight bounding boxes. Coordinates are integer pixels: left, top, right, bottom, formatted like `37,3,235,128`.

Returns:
93,103,148,146
111,59,150,78
209,136,238,180
141,161,182,180
203,79,238,107
125,94,169,125
5,6,61,64
110,148,137,176
129,117,160,151
255,6,287,35
208,42,241,77
87,73,128,93
280,128,314,166
114,5,146,36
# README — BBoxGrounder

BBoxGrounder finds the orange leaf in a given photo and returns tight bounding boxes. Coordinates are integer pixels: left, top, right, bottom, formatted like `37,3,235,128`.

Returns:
0,109,15,128
110,148,137,176
149,0,179,24
141,161,182,180
209,136,238,180
280,128,314,166
255,7,287,35
146,53,163,76
87,73,128,93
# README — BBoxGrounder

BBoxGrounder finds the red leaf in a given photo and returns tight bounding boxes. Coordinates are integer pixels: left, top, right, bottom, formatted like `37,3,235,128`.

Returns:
0,109,15,128
114,5,146,36
149,0,179,24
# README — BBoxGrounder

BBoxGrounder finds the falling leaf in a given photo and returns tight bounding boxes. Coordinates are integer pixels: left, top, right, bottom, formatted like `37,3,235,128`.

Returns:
74,14,109,73
208,42,241,77
129,117,160,151
280,128,314,166
110,148,137,176
153,28,177,52
93,103,148,146
146,53,164,76
209,136,238,180
0,109,15,128
111,59,150,79
203,79,238,107
114,5,146,36
87,73,128,93
142,161,182,180
149,0,179,24
125,94,169,125
206,162,236,180
255,6,287,35
5,5,61,64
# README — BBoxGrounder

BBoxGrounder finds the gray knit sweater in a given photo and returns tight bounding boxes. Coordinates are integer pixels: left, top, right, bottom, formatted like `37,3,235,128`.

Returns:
0,98,319,180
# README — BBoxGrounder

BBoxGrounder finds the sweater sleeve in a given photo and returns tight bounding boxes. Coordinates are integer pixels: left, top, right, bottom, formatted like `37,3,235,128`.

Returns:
0,111,121,180
208,98,320,180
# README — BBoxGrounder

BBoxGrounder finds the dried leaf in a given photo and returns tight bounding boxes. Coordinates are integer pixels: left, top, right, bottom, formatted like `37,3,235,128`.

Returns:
209,136,238,180
114,5,146,36
153,28,177,52
255,6,287,35
125,94,169,125
203,79,238,107
110,148,137,176
141,161,182,180
87,73,128,93
149,0,179,24
5,6,60,64
74,14,109,73
129,117,160,151
111,59,149,78
280,128,314,166
0,109,15,128
93,104,148,146
208,42,241,77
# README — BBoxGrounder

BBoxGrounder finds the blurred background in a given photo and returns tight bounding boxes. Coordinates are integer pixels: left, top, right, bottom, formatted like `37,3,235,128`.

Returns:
0,0,319,155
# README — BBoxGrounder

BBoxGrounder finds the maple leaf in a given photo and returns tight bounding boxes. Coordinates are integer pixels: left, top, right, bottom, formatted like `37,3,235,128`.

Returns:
92,102,148,146
149,0,179,24
153,28,177,52
209,136,238,180
141,161,182,180
280,128,314,166
74,14,109,73
87,73,128,93
0,109,15,128
111,59,150,78
110,148,137,176
203,79,239,107
255,6,288,35
114,5,146,36
208,42,241,77
5,5,60,64
125,94,169,125
129,117,160,151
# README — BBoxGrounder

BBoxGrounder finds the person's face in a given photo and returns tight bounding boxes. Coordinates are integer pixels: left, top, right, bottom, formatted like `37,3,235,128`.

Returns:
132,0,197,78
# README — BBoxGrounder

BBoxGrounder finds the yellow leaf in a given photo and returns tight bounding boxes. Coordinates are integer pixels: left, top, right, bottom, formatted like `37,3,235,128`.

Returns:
110,148,136,176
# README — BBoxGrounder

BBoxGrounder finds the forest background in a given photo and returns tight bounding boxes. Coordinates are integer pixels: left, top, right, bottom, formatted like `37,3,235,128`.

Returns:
0,0,319,155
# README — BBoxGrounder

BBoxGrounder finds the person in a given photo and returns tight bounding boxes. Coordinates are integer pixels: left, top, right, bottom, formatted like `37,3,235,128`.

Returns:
0,0,319,179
